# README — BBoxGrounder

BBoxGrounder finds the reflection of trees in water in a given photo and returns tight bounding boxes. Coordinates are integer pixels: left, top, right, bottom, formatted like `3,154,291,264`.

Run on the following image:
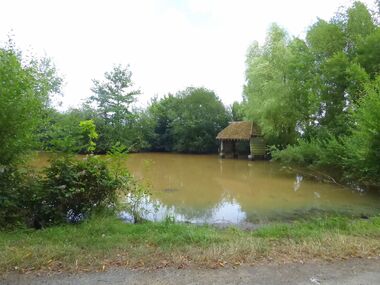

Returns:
153,192,242,222
141,154,225,221
153,198,247,223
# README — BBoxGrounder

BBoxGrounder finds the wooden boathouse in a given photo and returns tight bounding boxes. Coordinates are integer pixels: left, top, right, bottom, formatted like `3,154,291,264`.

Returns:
216,121,266,160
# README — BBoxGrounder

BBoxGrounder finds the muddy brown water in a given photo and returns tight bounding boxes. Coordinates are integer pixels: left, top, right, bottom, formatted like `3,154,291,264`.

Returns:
33,152,380,224
124,153,380,224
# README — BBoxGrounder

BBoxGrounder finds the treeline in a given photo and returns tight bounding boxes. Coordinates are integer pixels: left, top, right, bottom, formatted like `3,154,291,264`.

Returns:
39,65,231,154
242,1,380,187
0,43,232,228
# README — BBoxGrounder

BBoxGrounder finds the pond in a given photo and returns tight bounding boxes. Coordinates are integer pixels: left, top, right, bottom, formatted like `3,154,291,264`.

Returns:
123,153,380,224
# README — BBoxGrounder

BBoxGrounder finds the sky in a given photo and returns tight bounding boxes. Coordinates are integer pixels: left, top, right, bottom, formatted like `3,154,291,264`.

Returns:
0,0,377,109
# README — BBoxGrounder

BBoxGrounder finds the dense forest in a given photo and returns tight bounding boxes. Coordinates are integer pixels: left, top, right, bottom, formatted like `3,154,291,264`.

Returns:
1,1,380,228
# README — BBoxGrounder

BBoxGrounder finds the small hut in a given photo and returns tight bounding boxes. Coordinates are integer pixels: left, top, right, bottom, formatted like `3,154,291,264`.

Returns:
216,121,266,160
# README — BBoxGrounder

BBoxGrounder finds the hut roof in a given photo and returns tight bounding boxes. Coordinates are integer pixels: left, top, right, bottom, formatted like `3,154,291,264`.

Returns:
216,121,261,141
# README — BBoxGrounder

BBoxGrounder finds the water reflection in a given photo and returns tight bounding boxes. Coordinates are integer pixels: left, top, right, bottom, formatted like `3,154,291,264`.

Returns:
293,174,303,192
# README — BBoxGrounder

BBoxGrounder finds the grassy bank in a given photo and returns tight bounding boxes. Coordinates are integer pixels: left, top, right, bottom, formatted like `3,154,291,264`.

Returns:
1,215,380,274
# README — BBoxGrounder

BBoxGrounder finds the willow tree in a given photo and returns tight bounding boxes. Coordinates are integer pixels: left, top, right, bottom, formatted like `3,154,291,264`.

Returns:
244,24,315,146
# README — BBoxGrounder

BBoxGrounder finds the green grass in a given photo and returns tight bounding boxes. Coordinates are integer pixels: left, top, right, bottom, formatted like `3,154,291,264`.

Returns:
252,216,380,239
1,215,380,273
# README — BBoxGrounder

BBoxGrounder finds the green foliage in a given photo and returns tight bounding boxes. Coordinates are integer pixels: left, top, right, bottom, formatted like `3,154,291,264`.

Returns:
0,45,61,165
244,1,380,187
171,87,230,153
123,177,155,224
40,108,99,154
38,156,119,226
79,120,98,153
272,135,345,170
342,77,380,186
0,166,26,228
230,101,245,121
306,20,345,59
144,87,230,153
244,24,311,145
89,65,141,150
357,29,380,78
0,156,120,229
107,143,157,223
146,95,180,151
273,77,380,186
345,1,376,52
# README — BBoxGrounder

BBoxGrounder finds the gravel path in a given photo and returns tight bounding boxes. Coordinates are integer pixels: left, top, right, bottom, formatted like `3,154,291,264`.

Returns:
2,258,380,285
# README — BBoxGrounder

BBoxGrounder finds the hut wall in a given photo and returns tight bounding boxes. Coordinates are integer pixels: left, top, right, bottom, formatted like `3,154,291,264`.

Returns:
236,141,250,154
250,137,266,156
222,141,233,153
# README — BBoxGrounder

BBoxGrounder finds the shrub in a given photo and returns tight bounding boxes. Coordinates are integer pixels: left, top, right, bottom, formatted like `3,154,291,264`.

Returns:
272,135,345,174
0,166,25,228
37,156,120,226
0,156,121,229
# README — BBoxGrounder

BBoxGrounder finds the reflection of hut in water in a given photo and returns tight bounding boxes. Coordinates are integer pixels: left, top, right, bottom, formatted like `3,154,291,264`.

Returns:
216,121,266,160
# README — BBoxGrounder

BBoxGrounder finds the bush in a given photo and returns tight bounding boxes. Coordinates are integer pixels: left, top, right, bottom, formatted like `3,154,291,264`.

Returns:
37,156,120,226
0,156,121,229
272,135,345,168
0,166,25,228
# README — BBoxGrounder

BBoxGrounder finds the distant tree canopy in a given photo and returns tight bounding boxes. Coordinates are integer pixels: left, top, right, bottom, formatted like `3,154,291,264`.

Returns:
145,87,230,153
40,86,231,154
243,1,380,186
170,87,230,153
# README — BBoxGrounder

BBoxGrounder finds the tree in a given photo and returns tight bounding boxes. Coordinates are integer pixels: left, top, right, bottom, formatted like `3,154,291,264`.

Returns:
248,1,380,187
244,24,309,145
39,107,97,153
306,19,345,60
171,87,230,153
357,29,380,78
89,65,141,148
146,95,180,151
230,101,245,121
0,44,61,165
345,1,376,53
343,77,380,186
142,88,230,153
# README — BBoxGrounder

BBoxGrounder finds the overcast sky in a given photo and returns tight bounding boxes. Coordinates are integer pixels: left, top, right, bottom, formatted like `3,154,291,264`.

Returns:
0,0,377,109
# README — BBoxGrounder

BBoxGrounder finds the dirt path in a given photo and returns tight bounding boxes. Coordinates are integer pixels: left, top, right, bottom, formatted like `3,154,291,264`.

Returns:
2,258,380,285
